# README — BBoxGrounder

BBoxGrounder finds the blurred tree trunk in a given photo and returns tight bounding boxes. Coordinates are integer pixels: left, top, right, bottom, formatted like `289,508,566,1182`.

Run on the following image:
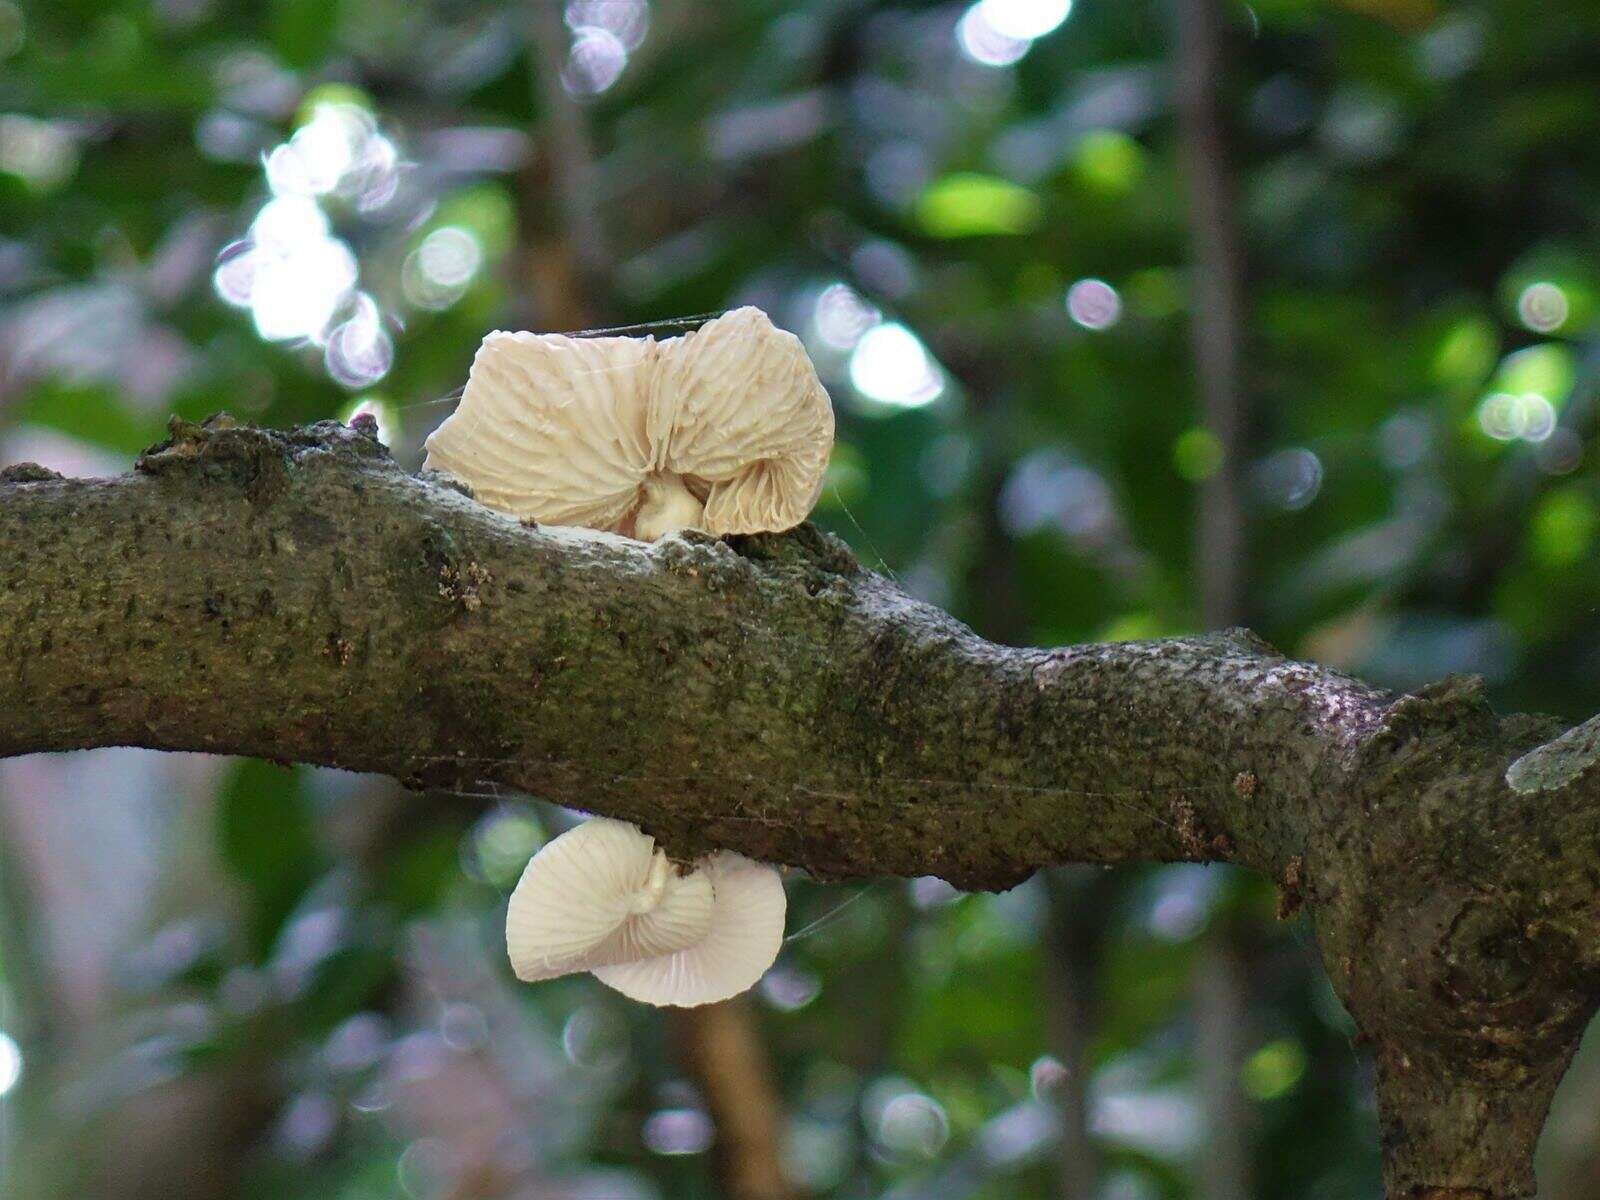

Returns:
1175,0,1250,629
1044,870,1115,1199
1174,0,1256,1196
673,1001,795,1200
527,0,609,307
1193,928,1253,1200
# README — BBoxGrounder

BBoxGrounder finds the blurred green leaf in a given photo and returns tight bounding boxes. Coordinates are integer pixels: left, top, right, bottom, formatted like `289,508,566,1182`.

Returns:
914,174,1043,238
217,759,321,958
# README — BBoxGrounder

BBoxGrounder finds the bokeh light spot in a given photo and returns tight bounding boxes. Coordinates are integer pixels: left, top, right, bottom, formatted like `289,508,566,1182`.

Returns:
0,1032,21,1096
566,0,649,50
759,965,821,1011
1477,392,1555,444
916,172,1042,238
1493,343,1574,407
812,282,880,351
1030,1054,1069,1099
0,114,78,191
976,0,1073,41
849,323,944,410
1242,1039,1307,1100
1066,278,1121,329
956,3,1031,66
874,1091,949,1159
324,293,393,389
1254,447,1323,510
1073,129,1145,194
562,25,628,97
562,1008,629,1071
1173,428,1223,481
469,808,544,888
1517,282,1569,334
1431,314,1497,389
1529,488,1597,568
643,1108,714,1155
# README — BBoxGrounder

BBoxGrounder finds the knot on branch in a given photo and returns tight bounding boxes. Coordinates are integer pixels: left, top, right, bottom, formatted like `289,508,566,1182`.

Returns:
1355,674,1495,781
724,522,860,578
652,530,758,592
1331,880,1597,1198
136,413,392,503
0,461,63,483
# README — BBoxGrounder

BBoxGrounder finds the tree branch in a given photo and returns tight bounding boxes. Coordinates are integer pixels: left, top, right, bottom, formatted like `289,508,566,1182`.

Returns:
2,415,1599,1197
0,417,1364,886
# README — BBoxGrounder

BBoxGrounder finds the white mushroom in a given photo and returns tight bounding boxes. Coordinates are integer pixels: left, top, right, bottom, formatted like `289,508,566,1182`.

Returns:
591,851,787,1007
423,306,834,540
506,821,787,1007
423,331,655,531
434,310,803,1005
505,818,716,982
508,825,790,1011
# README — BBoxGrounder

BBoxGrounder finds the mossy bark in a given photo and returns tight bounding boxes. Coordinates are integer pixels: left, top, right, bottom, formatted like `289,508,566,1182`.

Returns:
2,416,1598,1197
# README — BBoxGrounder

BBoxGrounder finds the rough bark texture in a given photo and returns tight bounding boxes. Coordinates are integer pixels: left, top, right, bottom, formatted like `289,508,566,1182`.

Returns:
2,415,1599,1198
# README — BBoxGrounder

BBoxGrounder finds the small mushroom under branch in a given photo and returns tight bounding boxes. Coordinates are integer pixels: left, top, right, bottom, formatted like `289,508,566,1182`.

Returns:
422,306,835,539
506,818,787,1007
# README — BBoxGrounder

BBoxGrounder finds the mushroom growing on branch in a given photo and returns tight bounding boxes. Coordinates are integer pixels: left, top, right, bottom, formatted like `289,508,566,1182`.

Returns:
433,308,818,1002
507,819,787,1007
422,306,835,540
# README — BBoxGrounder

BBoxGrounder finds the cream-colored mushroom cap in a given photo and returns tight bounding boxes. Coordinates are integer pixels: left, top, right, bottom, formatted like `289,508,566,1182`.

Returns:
591,851,787,1007
424,332,655,532
505,818,716,983
422,307,834,540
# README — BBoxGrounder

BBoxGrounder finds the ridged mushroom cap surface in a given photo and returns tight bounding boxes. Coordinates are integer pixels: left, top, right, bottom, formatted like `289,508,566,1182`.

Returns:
505,818,716,983
422,331,655,530
422,306,833,539
647,307,835,535
590,851,787,1007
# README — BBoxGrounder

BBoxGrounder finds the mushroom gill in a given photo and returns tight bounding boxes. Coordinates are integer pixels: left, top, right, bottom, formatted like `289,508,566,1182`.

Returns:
422,306,834,540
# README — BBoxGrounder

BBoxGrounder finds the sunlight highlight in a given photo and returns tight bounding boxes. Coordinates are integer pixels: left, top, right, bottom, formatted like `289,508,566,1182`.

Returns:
849,323,944,410
0,1031,21,1097
978,0,1073,39
213,100,405,386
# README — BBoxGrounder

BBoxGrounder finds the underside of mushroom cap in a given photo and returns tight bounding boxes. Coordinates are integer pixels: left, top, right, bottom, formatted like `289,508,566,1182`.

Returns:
590,852,787,1007
425,307,834,540
505,818,715,983
648,307,834,536
423,331,656,531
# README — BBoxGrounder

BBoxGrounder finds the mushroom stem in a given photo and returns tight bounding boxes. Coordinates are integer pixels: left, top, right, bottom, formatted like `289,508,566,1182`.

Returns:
635,472,705,540
631,853,671,914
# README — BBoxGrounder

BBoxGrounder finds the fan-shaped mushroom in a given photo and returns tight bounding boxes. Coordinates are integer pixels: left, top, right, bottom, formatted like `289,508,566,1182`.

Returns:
592,851,787,1007
505,818,716,982
505,819,787,1007
437,308,805,1005
422,307,834,540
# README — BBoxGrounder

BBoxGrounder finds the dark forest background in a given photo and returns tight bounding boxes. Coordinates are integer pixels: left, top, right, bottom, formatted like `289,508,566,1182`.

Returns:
2,0,1600,1197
